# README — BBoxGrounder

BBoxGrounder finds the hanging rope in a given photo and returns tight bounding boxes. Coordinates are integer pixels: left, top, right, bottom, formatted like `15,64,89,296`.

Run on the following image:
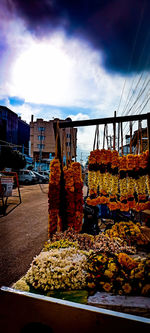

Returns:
93,124,100,150
121,122,123,156
130,121,132,154
118,123,120,153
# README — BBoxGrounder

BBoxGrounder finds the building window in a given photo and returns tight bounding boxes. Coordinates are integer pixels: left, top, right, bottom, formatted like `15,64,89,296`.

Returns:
66,142,71,146
66,133,71,138
38,127,45,131
38,135,45,140
37,144,45,149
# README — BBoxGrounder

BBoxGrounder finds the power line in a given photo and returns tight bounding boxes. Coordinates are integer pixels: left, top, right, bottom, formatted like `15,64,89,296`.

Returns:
120,28,150,116
117,0,146,114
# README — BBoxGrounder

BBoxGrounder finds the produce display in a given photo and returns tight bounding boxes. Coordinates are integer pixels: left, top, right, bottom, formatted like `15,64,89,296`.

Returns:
87,149,150,212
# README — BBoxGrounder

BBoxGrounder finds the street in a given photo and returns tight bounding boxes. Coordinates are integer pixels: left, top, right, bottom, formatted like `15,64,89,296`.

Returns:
0,184,48,287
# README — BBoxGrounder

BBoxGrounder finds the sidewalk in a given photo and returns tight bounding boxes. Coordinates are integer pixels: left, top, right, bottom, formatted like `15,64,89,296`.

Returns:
0,184,48,287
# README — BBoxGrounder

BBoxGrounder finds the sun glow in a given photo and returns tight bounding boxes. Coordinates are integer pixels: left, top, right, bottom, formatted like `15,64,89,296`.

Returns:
11,37,74,105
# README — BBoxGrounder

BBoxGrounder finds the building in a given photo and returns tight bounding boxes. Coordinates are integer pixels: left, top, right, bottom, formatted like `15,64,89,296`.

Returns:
0,106,30,155
119,135,133,155
132,127,148,152
119,128,148,155
30,116,77,167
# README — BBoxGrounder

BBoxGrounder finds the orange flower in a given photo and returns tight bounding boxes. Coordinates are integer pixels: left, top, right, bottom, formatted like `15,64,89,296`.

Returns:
120,202,129,212
111,150,119,168
118,253,137,270
119,156,127,171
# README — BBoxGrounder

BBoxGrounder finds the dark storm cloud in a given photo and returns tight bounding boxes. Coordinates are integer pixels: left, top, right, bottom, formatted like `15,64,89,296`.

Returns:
6,0,150,73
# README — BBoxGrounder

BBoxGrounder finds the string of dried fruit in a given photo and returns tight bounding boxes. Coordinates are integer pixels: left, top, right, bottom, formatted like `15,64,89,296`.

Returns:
72,162,84,232
63,164,75,229
48,158,62,237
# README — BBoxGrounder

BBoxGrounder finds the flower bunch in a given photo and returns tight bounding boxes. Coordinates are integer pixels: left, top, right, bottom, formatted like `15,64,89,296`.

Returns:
26,247,88,291
87,148,150,212
50,229,136,254
63,165,75,228
129,257,150,295
72,162,84,232
126,154,137,170
87,252,150,296
88,149,112,166
111,150,119,169
88,171,98,196
105,221,148,246
48,158,62,237
87,252,120,292
119,156,129,211
43,239,79,251
13,277,30,292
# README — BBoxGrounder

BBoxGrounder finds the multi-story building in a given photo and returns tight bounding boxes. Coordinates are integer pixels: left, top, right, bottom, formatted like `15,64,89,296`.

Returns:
119,128,148,155
30,116,77,164
0,106,30,155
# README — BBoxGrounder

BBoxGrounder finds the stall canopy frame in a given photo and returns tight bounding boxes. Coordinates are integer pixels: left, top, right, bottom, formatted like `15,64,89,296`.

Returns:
54,112,150,154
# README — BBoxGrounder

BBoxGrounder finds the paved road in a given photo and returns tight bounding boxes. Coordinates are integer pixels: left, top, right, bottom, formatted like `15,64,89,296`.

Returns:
0,184,49,287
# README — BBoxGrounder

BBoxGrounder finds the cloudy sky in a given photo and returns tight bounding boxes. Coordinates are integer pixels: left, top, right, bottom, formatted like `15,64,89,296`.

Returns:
0,0,150,161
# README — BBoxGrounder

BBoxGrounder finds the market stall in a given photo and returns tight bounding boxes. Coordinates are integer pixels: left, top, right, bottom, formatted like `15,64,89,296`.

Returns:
9,113,150,324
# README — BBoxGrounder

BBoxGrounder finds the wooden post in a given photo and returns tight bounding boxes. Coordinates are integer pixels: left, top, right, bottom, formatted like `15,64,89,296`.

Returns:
130,121,132,154
121,122,123,155
118,122,120,153
147,112,150,154
113,111,116,150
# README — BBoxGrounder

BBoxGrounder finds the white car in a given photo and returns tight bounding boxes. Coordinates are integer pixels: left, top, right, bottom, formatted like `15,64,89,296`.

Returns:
38,171,49,180
18,170,37,185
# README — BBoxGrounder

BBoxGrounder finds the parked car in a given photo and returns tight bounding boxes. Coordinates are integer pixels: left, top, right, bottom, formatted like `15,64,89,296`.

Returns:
32,171,48,183
18,170,37,185
38,171,49,181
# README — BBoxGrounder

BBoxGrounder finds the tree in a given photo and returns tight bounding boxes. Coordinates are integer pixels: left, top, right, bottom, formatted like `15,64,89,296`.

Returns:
0,146,26,170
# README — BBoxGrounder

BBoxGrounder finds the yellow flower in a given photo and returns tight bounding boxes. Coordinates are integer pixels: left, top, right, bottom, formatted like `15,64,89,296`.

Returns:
141,284,150,295
88,282,96,289
104,270,113,279
103,282,112,292
122,283,132,294
135,269,144,279
108,263,118,272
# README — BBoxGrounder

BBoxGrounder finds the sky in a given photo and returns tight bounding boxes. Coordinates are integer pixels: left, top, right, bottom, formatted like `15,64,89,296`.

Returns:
0,0,150,161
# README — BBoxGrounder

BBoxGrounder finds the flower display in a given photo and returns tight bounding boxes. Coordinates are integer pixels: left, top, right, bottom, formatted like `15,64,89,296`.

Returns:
87,149,150,212
48,158,62,237
63,165,75,228
105,221,148,246
26,248,88,291
63,162,83,232
43,239,79,251
87,252,150,296
49,229,136,254
12,277,30,292
72,162,84,232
